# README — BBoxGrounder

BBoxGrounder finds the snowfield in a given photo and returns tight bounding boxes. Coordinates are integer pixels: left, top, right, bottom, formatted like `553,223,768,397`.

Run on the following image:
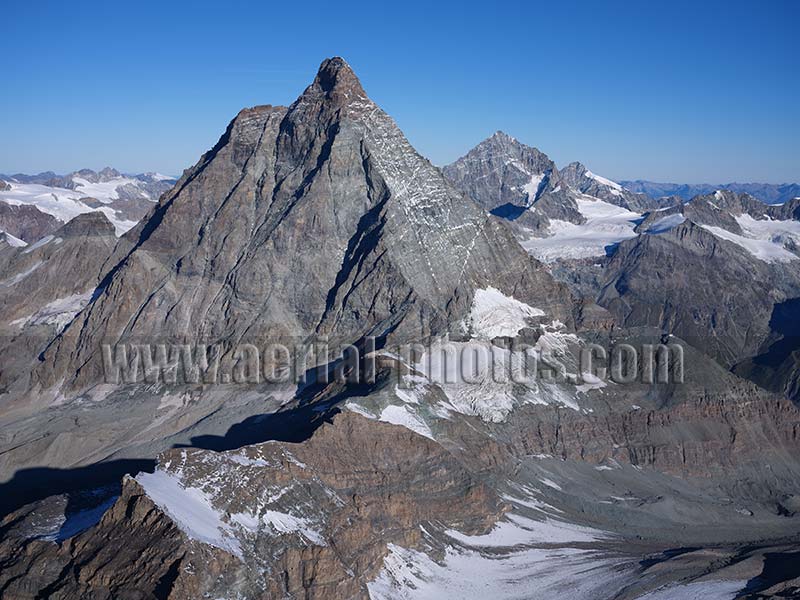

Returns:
700,220,799,263
522,196,641,262
0,174,165,235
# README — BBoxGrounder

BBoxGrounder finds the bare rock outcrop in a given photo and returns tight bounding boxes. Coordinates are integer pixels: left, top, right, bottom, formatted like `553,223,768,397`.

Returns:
0,201,62,243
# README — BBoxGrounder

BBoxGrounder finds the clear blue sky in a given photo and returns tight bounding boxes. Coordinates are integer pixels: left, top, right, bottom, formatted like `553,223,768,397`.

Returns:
2,0,797,183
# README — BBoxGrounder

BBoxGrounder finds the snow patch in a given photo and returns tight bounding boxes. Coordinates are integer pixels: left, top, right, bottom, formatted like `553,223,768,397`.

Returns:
523,173,545,203
0,261,42,287
17,291,93,331
22,234,61,253
700,223,799,263
575,371,607,394
446,512,604,547
135,470,242,557
230,509,326,546
646,213,686,234
1,230,27,247
637,580,747,600
585,170,623,194
468,286,545,339
379,404,435,440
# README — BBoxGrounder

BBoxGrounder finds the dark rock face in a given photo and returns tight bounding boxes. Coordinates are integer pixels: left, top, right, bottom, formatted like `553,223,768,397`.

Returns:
442,131,557,211
0,180,10,191
597,192,800,369
0,201,63,243
597,220,800,367
0,212,118,393
34,58,573,393
442,132,585,232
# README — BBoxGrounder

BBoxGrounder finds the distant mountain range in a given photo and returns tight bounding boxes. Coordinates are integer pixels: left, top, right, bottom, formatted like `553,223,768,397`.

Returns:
620,180,800,205
0,168,176,241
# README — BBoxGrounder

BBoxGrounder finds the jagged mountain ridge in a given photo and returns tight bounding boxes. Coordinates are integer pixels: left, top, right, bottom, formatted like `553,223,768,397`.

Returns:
442,132,665,235
32,58,573,395
622,179,800,205
445,135,800,385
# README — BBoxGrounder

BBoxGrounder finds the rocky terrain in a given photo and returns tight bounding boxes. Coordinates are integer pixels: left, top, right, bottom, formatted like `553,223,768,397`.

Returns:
446,138,800,373
1,58,799,599
0,201,62,243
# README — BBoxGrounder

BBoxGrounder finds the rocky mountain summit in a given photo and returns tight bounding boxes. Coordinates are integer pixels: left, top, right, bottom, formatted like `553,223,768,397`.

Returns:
31,58,572,398
1,58,800,599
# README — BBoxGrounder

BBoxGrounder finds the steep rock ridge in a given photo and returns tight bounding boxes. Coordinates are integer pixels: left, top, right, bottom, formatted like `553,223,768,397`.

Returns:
598,220,800,367
33,58,573,395
559,161,661,212
0,201,62,243
442,132,584,230
442,131,555,211
0,212,118,398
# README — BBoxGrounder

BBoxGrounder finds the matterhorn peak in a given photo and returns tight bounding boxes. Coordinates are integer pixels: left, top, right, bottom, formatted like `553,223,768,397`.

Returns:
307,56,366,101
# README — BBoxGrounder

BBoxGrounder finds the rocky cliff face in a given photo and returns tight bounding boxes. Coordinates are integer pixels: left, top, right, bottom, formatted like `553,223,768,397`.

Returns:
442,132,585,232
32,58,573,395
0,201,63,243
598,193,800,368
0,212,118,400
